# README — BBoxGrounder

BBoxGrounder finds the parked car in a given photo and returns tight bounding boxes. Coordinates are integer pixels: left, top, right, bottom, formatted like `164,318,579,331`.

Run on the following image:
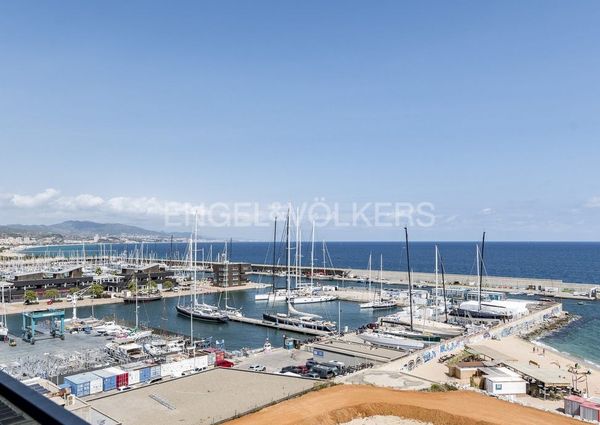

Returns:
306,359,318,368
216,359,234,368
309,365,335,379
248,364,266,372
117,386,132,392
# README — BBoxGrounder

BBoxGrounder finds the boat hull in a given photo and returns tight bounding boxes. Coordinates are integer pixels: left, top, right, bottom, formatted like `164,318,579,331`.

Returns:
176,305,229,323
358,333,424,350
380,316,463,337
291,296,337,304
262,313,335,332
449,308,512,321
123,295,163,303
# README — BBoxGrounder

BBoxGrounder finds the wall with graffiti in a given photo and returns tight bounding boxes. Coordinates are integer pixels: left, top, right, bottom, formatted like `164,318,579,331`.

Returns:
401,304,563,372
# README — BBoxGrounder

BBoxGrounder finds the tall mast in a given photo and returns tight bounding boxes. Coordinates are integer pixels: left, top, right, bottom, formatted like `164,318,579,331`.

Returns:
296,213,301,289
271,217,277,294
404,227,414,331
439,249,449,323
435,245,439,322
224,242,228,308
478,231,486,311
191,212,198,346
135,275,139,329
310,221,315,290
286,210,291,309
322,241,326,275
367,253,372,294
379,254,383,302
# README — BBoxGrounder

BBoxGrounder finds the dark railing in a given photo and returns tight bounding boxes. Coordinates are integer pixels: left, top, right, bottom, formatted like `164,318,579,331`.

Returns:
0,371,88,425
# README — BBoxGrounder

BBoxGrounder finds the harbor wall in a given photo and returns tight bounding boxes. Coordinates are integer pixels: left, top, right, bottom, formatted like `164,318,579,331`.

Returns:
391,303,563,373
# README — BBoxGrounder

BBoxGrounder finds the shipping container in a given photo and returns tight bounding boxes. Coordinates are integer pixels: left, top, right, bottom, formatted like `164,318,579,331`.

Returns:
149,365,161,379
84,373,104,395
105,367,128,389
564,395,587,417
92,369,118,392
139,367,151,382
127,369,140,385
581,402,600,422
64,374,90,398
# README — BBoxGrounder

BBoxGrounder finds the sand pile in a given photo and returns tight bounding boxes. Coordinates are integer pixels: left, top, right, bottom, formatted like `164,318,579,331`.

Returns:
226,385,581,425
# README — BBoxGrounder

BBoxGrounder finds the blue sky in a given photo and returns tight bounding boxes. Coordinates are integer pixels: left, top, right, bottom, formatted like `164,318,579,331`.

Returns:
1,1,599,240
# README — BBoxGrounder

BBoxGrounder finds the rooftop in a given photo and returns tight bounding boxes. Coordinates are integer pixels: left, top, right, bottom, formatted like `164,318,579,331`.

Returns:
466,344,518,363
312,338,406,363
88,368,318,425
506,361,571,387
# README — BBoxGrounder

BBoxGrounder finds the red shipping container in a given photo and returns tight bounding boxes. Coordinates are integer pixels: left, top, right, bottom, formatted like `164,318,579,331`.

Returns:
116,372,129,388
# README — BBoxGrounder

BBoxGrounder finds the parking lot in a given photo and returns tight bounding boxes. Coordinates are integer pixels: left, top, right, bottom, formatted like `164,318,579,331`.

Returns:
233,347,313,374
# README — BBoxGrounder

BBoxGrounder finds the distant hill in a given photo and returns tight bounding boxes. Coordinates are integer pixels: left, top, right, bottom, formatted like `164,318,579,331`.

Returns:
0,220,174,238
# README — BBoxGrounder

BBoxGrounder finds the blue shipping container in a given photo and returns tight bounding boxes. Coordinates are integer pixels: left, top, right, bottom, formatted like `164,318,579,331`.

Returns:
92,370,117,392
139,367,151,382
64,375,91,397
150,365,161,378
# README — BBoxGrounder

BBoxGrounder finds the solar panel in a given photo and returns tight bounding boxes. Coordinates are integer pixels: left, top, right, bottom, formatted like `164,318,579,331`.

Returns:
0,396,38,425
27,385,48,396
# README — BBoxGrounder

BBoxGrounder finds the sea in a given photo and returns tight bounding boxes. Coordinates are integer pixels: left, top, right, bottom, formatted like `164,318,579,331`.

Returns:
17,241,600,365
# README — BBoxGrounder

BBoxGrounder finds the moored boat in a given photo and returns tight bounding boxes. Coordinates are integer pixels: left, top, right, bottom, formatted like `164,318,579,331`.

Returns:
176,304,229,323
123,292,163,303
358,331,424,350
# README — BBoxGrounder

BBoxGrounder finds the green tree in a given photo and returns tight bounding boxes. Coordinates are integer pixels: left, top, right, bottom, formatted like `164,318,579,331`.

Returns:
90,283,104,298
68,287,79,295
44,288,60,300
127,280,138,293
163,280,174,291
24,290,37,303
95,267,102,275
148,280,158,290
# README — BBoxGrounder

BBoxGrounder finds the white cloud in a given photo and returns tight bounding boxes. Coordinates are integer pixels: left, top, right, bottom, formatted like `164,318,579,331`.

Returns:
584,196,600,208
480,207,494,215
0,188,201,220
10,188,60,208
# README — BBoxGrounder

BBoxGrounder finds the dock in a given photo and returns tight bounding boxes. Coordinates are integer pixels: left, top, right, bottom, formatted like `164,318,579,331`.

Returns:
227,315,332,336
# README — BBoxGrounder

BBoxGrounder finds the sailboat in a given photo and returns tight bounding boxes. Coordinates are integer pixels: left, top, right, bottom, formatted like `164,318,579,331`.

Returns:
449,233,513,322
255,218,288,302
379,228,463,338
358,331,424,351
0,282,9,338
375,326,441,343
222,242,242,318
176,214,228,323
360,254,396,309
292,221,337,304
262,210,336,332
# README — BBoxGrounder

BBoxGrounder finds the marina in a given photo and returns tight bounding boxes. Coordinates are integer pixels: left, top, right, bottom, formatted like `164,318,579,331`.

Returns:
1,237,599,425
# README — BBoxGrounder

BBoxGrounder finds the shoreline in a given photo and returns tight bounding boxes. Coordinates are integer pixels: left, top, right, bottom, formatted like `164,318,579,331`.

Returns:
3,281,267,316
519,312,600,370
523,314,600,369
11,243,600,287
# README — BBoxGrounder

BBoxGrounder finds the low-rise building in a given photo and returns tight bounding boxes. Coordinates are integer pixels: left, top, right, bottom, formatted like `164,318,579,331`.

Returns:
211,262,251,287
